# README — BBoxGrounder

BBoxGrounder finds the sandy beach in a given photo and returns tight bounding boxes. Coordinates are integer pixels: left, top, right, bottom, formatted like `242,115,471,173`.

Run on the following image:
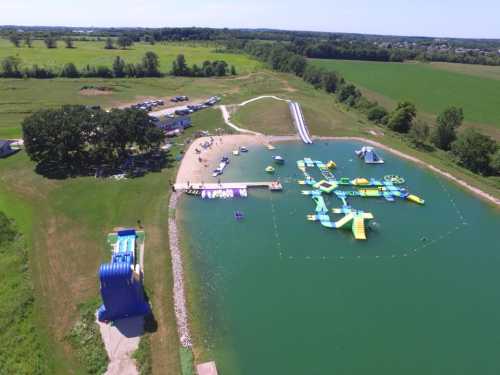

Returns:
175,134,297,183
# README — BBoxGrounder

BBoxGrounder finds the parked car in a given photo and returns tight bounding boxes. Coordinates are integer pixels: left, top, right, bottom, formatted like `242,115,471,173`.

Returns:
175,109,190,116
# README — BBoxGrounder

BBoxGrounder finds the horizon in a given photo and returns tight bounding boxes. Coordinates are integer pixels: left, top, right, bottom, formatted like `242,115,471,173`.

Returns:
1,0,499,40
2,24,500,42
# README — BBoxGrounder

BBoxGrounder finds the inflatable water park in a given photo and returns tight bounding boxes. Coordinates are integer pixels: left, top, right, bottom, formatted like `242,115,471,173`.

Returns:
355,146,384,164
297,157,424,240
97,228,150,322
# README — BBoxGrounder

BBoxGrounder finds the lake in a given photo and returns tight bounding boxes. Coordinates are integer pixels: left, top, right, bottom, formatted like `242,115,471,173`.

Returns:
179,141,500,375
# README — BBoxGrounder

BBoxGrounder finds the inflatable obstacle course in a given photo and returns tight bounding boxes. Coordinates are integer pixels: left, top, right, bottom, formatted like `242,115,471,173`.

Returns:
98,229,150,321
296,157,425,240
355,146,384,164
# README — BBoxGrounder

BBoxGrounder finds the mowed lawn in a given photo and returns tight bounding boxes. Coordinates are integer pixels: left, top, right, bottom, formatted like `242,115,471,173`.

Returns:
232,98,295,135
311,59,500,128
0,39,262,74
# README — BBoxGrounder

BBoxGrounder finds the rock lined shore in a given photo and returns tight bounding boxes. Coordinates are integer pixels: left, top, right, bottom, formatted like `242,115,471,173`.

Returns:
168,192,192,348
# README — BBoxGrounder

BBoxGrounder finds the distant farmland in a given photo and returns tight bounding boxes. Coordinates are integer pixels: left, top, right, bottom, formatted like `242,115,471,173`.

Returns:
311,59,500,128
0,39,262,74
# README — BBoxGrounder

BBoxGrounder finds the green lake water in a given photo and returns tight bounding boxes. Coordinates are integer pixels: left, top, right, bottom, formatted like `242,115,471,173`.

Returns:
178,141,500,375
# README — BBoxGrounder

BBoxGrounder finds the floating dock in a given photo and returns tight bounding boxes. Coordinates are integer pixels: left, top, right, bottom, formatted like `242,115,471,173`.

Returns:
174,181,282,191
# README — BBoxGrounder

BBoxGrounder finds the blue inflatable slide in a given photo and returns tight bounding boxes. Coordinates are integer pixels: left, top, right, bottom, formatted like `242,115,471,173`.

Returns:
97,229,150,322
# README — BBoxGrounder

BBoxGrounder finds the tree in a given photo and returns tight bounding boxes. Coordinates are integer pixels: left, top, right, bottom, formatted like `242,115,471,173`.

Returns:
96,66,112,78
44,36,57,49
214,61,227,76
1,56,22,77
63,37,74,49
117,36,133,49
22,106,164,176
172,54,189,76
22,106,94,173
112,56,126,77
104,38,115,50
367,106,388,123
230,65,237,75
60,63,79,78
302,65,323,88
489,150,500,176
286,55,307,76
431,106,464,150
409,119,430,147
24,33,32,48
387,101,416,133
124,63,136,77
141,52,160,76
321,71,339,93
451,128,497,174
337,83,360,104
8,33,21,47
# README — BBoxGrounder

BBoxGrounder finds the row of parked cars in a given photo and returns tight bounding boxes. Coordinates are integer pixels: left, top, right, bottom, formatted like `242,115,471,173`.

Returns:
174,96,221,116
130,99,165,112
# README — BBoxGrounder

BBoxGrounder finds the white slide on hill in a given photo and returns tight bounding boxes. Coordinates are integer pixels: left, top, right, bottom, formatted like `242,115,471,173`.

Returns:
289,101,313,144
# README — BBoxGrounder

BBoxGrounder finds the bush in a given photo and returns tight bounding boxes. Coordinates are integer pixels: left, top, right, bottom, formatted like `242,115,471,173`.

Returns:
68,299,108,375
367,105,388,123
489,150,500,176
24,64,56,78
61,63,80,78
387,101,416,133
96,66,112,78
431,106,464,151
1,56,22,78
451,128,497,175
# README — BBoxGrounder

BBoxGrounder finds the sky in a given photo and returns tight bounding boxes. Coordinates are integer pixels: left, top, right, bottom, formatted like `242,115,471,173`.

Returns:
1,0,499,39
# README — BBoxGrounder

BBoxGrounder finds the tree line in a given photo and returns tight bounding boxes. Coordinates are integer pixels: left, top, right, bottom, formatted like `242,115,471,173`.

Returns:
171,54,236,77
290,39,500,65
234,40,500,177
22,106,164,177
0,53,235,79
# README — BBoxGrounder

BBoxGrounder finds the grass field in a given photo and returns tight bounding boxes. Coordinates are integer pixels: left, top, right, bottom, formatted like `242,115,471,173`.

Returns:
0,66,499,374
0,39,262,74
311,59,500,131
232,98,295,135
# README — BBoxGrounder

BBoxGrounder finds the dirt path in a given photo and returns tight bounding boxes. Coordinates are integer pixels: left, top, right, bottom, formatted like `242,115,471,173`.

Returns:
97,316,143,375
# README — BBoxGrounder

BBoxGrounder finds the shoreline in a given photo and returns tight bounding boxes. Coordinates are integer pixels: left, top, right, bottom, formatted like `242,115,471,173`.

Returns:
175,134,499,206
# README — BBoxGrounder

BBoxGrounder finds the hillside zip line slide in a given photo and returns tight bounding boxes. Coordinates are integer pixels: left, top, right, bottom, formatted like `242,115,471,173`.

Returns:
219,95,313,144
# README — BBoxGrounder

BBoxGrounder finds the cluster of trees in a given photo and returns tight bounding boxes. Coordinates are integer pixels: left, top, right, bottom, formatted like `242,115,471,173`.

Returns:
295,40,404,62
22,106,164,175
104,36,134,49
0,52,237,79
171,54,235,77
7,32,75,49
0,52,162,78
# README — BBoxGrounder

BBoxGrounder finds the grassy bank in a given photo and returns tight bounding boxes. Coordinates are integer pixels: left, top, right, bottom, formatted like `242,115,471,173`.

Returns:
232,97,295,135
0,213,49,375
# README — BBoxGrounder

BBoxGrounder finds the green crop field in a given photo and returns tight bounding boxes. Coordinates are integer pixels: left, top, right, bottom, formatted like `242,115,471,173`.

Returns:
0,39,262,74
311,59,500,129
